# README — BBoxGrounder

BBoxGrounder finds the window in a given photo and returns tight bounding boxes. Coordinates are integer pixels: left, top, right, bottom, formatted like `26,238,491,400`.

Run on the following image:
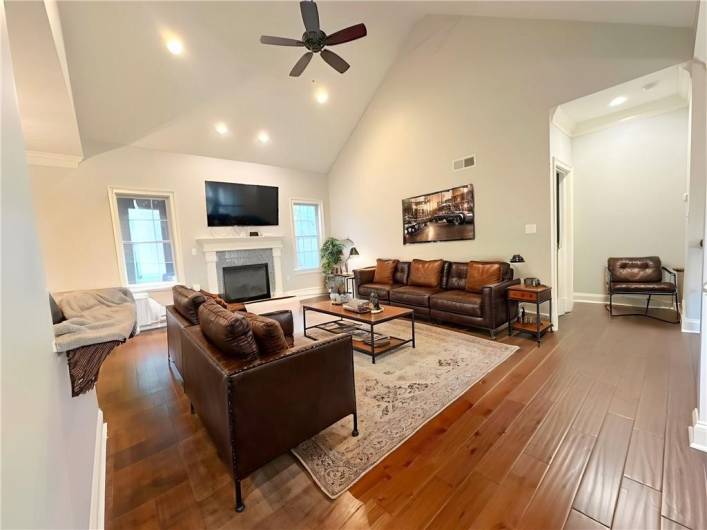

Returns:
110,189,181,289
292,200,322,271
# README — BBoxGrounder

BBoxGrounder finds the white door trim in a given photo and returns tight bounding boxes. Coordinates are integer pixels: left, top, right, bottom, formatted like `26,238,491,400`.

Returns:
550,156,574,329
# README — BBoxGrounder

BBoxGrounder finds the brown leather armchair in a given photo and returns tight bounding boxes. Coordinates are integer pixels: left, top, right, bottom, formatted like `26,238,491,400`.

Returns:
606,257,680,323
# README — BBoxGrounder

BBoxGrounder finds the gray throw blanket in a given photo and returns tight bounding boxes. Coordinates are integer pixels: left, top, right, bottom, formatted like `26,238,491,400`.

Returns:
53,288,137,352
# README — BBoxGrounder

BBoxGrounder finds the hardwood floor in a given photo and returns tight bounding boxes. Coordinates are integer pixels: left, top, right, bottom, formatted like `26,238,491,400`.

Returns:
98,303,707,530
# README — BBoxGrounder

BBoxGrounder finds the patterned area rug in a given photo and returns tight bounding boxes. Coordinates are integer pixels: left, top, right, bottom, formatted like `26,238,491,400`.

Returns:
291,319,518,498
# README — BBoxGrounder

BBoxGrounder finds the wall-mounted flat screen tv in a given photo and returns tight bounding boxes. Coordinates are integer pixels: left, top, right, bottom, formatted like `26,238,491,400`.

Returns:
205,181,279,226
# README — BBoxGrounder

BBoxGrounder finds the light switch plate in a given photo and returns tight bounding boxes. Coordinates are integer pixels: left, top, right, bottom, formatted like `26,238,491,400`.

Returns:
525,224,537,234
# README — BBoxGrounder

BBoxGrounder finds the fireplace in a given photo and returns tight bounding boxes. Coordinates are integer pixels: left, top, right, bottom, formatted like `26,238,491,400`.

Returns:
222,263,271,303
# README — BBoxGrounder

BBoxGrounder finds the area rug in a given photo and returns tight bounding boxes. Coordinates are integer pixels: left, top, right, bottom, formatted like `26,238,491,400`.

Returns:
291,319,518,498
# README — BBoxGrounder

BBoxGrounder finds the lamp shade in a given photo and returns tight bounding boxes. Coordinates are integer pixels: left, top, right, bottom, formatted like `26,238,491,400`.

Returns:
510,254,525,263
349,247,359,256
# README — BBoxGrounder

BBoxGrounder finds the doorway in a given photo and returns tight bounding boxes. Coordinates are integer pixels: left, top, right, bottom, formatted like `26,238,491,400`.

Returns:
553,158,574,317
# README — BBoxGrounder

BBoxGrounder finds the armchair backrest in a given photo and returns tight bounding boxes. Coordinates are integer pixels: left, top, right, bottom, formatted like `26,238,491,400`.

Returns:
607,257,662,283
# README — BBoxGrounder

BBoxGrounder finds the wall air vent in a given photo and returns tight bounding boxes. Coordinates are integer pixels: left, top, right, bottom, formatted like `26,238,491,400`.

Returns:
453,155,475,171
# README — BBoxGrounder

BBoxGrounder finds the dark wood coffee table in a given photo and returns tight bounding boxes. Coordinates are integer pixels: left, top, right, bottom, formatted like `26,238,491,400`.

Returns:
302,300,415,364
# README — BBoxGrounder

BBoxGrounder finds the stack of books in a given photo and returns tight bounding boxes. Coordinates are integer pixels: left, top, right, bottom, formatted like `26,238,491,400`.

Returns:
343,299,371,313
362,332,390,346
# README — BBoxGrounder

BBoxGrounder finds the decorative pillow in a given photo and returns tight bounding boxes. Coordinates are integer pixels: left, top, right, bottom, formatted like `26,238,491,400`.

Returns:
172,285,206,325
466,261,503,293
245,313,290,356
49,294,64,324
199,289,228,309
373,259,399,285
408,259,444,288
198,300,258,359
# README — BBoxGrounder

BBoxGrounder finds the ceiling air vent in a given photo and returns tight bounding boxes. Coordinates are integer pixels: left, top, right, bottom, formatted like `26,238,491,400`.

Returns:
453,155,475,171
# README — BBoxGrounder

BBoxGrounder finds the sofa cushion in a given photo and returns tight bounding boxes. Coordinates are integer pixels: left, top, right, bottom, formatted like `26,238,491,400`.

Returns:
358,283,403,301
430,290,483,317
173,285,207,325
408,259,444,288
394,261,411,285
198,300,258,359
466,261,503,293
390,285,441,306
245,313,290,356
373,259,399,285
611,281,675,293
608,257,662,283
200,289,228,309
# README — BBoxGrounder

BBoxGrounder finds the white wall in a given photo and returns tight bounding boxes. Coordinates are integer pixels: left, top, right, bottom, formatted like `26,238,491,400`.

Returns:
572,108,689,299
550,123,573,168
29,146,330,299
327,15,691,286
1,3,100,527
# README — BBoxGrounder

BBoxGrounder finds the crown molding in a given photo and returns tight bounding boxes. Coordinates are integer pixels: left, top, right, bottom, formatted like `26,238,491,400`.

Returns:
26,150,82,168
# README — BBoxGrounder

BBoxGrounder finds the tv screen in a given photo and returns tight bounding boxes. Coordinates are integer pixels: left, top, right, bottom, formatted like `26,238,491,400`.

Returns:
205,181,279,226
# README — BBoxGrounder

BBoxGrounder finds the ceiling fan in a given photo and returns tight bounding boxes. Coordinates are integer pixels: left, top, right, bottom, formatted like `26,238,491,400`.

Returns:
260,0,367,77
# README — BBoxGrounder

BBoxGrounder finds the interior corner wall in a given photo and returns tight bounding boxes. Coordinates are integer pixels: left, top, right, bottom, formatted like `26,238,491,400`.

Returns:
28,146,330,299
572,108,689,300
326,15,691,283
1,4,99,528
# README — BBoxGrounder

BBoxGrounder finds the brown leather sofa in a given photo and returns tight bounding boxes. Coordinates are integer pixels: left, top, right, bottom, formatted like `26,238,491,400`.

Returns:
168,287,357,513
606,256,680,323
166,285,294,379
355,259,519,338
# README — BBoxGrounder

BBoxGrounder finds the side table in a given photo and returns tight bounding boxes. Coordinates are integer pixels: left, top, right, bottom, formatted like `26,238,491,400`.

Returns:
507,285,553,345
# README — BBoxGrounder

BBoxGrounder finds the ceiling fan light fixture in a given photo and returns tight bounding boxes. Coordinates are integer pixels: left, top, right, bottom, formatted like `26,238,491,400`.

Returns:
163,35,184,56
214,122,229,135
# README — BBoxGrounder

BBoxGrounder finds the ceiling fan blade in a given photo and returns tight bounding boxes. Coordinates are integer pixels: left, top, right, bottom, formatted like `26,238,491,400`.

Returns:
325,23,367,46
321,49,350,74
300,1,320,32
290,52,313,77
260,35,304,47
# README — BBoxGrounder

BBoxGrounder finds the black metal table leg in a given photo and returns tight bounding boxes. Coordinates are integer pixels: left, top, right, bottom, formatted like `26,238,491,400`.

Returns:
536,299,541,345
411,312,416,348
370,323,375,364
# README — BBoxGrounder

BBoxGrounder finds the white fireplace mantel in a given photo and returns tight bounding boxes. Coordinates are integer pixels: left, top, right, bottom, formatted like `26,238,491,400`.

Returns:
197,236,284,297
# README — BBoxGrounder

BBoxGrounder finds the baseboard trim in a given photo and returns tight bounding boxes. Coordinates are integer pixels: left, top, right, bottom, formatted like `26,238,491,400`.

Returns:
688,408,707,453
682,318,700,334
89,409,107,530
286,287,328,299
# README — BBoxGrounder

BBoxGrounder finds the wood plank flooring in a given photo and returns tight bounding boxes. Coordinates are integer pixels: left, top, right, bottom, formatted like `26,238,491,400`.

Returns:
98,303,707,530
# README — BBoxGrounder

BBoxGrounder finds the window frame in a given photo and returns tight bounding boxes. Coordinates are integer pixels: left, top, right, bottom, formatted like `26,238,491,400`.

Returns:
108,187,184,292
290,198,325,274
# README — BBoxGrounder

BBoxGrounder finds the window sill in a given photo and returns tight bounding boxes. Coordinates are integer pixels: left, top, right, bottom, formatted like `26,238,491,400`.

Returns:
294,268,322,275
128,281,178,294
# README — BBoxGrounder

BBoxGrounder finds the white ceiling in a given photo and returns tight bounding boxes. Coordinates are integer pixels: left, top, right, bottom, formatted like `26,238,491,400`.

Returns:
556,64,690,135
7,1,699,173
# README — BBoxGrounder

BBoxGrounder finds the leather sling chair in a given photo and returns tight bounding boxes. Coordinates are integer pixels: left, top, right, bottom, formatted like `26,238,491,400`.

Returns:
606,257,680,324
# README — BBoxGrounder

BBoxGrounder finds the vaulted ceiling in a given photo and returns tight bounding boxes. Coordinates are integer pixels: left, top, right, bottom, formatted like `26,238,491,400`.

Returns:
6,1,699,173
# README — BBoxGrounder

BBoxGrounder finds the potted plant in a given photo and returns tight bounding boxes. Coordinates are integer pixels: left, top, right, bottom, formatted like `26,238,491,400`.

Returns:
320,238,347,303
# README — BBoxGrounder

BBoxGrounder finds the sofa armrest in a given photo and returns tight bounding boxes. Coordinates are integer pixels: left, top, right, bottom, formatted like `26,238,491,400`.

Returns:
259,309,294,339
481,278,521,328
354,267,376,287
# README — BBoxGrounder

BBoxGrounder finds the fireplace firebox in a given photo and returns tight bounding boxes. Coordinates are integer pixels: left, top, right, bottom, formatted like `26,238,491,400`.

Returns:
222,263,271,303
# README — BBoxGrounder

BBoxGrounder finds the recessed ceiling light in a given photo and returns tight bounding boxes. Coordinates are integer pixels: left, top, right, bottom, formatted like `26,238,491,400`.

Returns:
257,130,270,144
315,87,329,105
165,37,184,56
214,122,229,136
609,96,627,107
